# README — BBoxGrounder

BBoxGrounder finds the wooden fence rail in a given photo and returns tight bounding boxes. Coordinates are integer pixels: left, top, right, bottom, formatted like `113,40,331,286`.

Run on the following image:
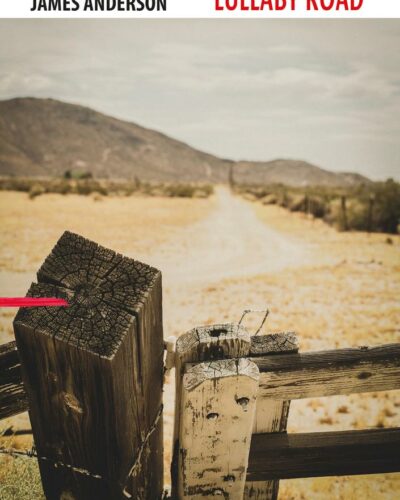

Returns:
247,427,400,481
3,342,399,424
252,343,400,400
0,340,28,420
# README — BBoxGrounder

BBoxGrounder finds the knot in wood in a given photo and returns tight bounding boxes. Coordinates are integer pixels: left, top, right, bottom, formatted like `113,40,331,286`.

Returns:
223,474,236,485
73,283,102,308
63,392,83,414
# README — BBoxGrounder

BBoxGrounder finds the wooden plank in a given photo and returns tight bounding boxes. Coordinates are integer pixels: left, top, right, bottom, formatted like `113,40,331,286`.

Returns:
13,231,164,500
250,332,298,356
171,323,251,495
253,343,400,400
179,358,259,499
245,333,298,500
0,341,28,420
247,428,400,481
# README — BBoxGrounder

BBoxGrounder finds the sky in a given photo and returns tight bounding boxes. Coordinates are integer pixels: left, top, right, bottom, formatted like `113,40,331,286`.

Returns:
0,20,399,180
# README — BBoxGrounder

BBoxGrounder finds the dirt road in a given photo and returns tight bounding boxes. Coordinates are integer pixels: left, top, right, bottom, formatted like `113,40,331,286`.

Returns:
0,186,307,295
149,185,310,286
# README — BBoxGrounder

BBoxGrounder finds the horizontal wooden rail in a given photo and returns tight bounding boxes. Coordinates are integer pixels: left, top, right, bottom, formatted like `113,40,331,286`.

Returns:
251,343,400,400
0,341,28,420
3,342,400,420
247,428,400,481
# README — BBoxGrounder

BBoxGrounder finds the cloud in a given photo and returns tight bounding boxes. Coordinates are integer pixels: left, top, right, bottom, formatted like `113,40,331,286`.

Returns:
0,19,399,180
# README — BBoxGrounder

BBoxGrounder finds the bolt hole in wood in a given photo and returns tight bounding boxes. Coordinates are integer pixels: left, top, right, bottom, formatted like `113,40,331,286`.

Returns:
212,488,225,496
207,412,219,420
236,397,250,410
223,474,236,485
210,328,228,338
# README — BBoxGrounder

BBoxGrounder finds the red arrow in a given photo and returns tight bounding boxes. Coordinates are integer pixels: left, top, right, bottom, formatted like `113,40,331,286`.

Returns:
0,298,69,308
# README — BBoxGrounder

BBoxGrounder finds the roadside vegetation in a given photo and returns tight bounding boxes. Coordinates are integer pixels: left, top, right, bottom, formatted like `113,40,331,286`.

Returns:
0,175,214,200
235,179,400,234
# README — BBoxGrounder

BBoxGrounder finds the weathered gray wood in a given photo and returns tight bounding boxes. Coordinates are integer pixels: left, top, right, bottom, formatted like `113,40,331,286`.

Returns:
179,358,259,499
245,333,298,500
13,231,164,500
0,341,28,420
247,428,400,480
253,343,400,400
250,332,298,357
171,323,251,494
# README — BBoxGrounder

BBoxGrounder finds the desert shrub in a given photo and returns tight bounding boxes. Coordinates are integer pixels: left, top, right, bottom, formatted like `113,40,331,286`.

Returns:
261,193,278,205
75,181,92,196
28,183,46,199
76,180,108,196
345,199,370,231
91,193,103,202
324,198,340,226
0,178,34,192
308,196,328,219
237,179,400,234
165,184,197,198
201,184,214,197
48,179,71,195
280,190,292,208
64,169,92,180
158,183,212,198
288,194,307,212
372,179,400,234
0,177,213,199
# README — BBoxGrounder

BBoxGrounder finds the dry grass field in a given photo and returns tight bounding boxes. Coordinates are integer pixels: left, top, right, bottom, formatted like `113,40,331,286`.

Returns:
0,187,399,499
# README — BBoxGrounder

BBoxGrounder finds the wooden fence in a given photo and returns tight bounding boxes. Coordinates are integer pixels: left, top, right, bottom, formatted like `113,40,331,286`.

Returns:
0,231,400,499
171,326,400,499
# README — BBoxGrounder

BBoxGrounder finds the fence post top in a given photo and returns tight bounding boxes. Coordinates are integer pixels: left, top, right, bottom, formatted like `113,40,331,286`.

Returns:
183,358,260,391
176,323,251,362
14,230,161,359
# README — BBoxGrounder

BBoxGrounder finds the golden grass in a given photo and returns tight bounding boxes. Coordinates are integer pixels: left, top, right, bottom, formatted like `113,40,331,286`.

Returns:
0,191,214,273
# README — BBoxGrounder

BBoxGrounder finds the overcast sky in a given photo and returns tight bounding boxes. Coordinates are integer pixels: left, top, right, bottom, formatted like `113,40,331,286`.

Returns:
0,20,399,180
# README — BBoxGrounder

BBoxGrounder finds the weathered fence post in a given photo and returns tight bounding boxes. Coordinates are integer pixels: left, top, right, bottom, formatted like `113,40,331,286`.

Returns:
13,231,164,500
179,358,259,499
341,195,348,231
172,324,258,498
244,332,299,500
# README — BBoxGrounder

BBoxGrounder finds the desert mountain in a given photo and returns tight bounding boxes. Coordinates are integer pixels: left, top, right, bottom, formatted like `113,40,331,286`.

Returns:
0,98,370,186
233,159,370,187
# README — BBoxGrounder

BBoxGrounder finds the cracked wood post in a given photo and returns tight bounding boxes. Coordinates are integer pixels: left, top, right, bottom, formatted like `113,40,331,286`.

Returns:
171,324,251,494
244,332,299,500
171,323,256,498
13,231,164,500
180,358,259,498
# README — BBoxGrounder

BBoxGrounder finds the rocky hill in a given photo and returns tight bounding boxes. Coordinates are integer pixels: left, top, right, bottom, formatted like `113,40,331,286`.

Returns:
0,98,370,186
232,159,370,187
